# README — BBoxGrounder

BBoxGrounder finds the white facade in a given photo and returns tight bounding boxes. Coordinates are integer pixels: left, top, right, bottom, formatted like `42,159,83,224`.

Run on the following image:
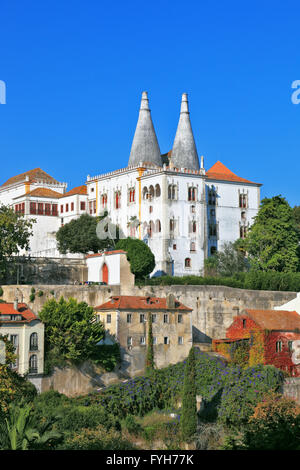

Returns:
0,93,261,276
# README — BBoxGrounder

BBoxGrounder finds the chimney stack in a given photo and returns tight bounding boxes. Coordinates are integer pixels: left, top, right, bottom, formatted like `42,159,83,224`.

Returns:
14,298,18,311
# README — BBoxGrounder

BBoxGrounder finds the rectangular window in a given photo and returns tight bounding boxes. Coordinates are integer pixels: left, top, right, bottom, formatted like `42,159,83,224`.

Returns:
164,337,169,345
127,337,132,347
80,201,86,211
163,314,169,323
60,205,64,213
153,337,157,345
38,203,43,215
127,314,132,323
140,336,146,346
71,202,74,211
66,204,69,212
52,204,58,216
45,203,51,215
30,202,37,215
10,334,18,348
178,336,183,345
276,341,282,353
106,314,111,324
152,314,157,323
242,319,247,328
140,314,145,323
288,341,293,352
178,314,183,323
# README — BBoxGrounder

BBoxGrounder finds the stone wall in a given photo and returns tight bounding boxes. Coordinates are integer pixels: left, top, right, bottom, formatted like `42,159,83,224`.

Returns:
281,378,300,404
2,283,297,342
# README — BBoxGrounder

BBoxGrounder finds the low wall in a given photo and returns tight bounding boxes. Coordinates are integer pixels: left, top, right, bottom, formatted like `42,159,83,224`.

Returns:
2,284,297,342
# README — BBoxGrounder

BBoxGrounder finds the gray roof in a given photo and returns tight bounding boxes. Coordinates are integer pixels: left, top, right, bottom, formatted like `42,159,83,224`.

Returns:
170,93,200,170
128,91,162,167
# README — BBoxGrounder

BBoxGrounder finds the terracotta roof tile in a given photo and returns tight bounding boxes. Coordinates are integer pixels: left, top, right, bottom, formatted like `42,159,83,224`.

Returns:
1,168,58,187
245,309,300,331
0,303,37,323
206,161,261,185
95,295,192,311
14,187,62,199
59,185,87,198
86,250,127,259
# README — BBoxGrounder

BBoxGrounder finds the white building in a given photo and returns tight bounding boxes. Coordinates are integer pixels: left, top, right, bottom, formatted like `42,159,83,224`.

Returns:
0,92,261,276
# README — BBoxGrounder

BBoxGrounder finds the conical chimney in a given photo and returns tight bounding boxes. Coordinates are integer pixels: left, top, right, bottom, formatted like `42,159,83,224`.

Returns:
170,93,200,170
128,91,162,167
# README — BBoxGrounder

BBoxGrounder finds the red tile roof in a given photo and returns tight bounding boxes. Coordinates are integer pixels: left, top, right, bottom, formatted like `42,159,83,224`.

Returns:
0,303,38,323
1,168,59,187
206,161,261,185
59,185,87,198
244,309,300,331
86,250,127,259
14,187,62,199
95,295,192,311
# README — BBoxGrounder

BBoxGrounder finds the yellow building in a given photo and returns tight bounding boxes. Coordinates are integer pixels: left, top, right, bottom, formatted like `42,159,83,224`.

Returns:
95,294,192,376
0,301,44,376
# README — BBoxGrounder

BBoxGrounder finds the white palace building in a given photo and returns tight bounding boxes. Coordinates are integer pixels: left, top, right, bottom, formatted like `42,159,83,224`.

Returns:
0,92,261,277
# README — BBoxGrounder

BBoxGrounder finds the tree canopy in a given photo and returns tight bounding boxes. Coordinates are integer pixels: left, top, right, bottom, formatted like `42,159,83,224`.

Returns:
115,237,155,280
39,297,105,367
0,205,35,280
204,241,249,277
244,195,300,272
56,213,121,255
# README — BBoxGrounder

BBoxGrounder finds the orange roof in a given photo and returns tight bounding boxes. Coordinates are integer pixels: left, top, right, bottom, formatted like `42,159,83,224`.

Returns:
14,187,62,199
206,161,261,185
0,303,37,323
60,185,87,198
95,295,192,311
244,309,300,331
1,168,59,187
86,250,127,259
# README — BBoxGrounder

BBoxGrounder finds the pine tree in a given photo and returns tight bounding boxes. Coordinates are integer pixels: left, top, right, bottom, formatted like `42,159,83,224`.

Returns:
145,312,155,374
180,347,197,440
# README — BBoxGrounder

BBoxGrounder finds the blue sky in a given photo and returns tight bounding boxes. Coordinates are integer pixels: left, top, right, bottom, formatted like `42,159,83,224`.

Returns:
1,0,300,206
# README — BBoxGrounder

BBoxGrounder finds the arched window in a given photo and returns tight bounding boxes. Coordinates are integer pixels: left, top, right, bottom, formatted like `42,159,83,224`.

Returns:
101,194,107,208
155,184,161,198
149,186,154,199
148,220,154,238
29,333,38,351
128,188,135,203
190,242,196,252
155,219,161,233
143,187,148,200
188,187,196,201
29,355,38,374
168,185,176,200
185,258,191,268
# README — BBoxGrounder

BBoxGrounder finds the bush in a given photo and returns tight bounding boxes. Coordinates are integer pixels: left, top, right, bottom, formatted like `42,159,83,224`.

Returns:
123,415,142,436
29,293,35,302
0,287,3,297
37,290,44,297
61,425,135,450
241,391,300,450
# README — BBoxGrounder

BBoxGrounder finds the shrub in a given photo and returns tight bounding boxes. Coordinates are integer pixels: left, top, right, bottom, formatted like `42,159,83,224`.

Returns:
180,347,197,440
241,391,300,450
29,293,35,302
61,425,135,450
37,290,44,297
123,415,142,436
0,287,3,297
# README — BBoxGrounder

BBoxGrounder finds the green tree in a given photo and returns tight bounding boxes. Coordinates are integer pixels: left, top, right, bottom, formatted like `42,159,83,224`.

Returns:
56,213,121,255
0,205,35,281
180,347,197,440
293,205,300,233
39,297,105,367
204,241,249,277
115,237,155,280
244,195,300,272
146,312,155,373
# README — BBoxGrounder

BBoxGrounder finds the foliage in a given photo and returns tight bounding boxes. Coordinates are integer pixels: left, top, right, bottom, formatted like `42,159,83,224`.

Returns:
0,287,3,297
0,204,35,281
180,347,197,440
1,402,61,450
244,195,300,272
123,414,142,436
241,391,300,450
61,424,135,450
195,423,225,450
115,237,155,280
0,334,37,412
230,340,250,368
39,297,105,368
94,343,121,371
141,270,300,292
29,293,35,302
146,312,155,372
37,290,44,297
56,213,119,255
204,242,249,277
